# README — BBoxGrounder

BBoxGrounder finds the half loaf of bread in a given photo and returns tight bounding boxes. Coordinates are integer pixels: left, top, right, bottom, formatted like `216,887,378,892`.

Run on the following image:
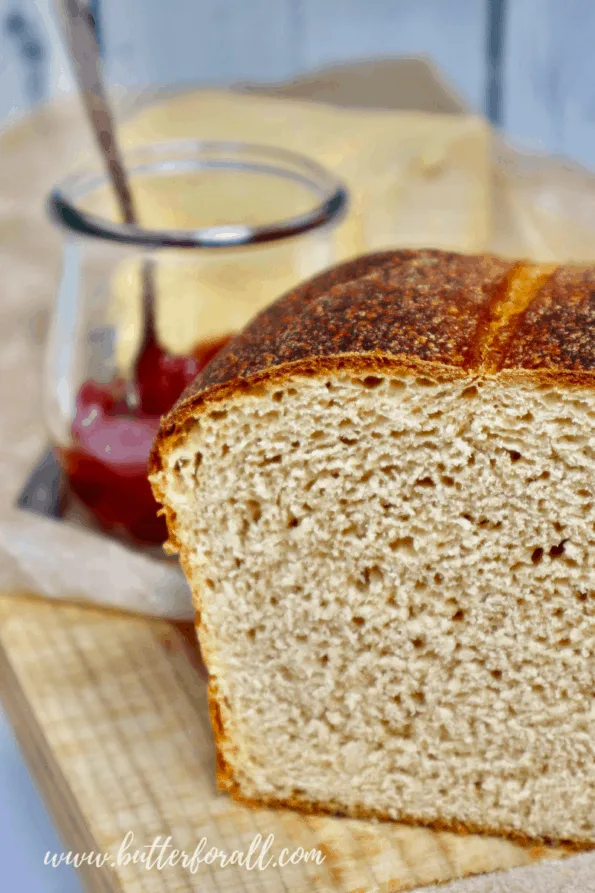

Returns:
150,249,595,847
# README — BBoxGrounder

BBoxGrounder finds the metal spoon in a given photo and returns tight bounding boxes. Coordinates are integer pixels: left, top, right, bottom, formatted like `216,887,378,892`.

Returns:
57,0,156,410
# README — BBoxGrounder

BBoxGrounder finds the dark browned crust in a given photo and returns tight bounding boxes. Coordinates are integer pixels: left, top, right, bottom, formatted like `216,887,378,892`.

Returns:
150,249,595,479
149,249,595,843
503,264,595,371
152,250,514,453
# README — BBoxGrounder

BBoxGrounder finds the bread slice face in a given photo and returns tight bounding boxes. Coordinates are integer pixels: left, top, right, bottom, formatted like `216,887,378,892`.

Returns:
150,250,595,847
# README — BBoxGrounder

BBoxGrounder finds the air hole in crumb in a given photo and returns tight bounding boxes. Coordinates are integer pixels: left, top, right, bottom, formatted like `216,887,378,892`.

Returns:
557,637,571,647
467,454,476,466
552,607,563,617
243,383,268,397
295,633,307,642
210,409,228,420
221,444,230,457
389,535,414,554
461,385,478,399
461,513,474,522
577,489,591,498
416,377,435,387
270,595,278,605
368,565,384,584
576,592,588,602
415,580,427,591
340,435,358,445
287,516,300,529
389,379,406,392
415,476,435,488
194,452,203,471
412,637,425,649
441,475,455,486
490,669,502,680
311,430,325,440
362,376,384,389
434,572,444,584
352,616,365,627
272,390,284,402
262,454,282,465
531,547,544,565
247,628,256,640
205,578,215,589
392,693,401,704
412,690,425,704
549,540,567,558
508,450,522,462
319,654,328,665
452,609,465,622
360,470,373,483
553,521,563,533
287,387,297,396
247,500,262,523
234,558,242,569
291,440,300,448
174,456,189,474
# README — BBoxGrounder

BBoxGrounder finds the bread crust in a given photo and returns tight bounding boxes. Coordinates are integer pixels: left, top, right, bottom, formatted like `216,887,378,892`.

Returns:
214,769,587,854
149,249,595,845
149,249,595,478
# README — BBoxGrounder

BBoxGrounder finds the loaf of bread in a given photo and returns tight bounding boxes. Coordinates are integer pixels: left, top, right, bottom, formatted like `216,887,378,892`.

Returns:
149,249,595,847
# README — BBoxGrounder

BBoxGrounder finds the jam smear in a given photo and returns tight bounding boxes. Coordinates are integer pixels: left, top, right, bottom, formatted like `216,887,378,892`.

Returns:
59,333,231,545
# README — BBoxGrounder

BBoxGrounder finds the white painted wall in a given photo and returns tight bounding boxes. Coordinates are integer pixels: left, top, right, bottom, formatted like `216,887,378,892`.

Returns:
0,0,488,119
2,0,595,169
504,0,595,170
0,0,72,121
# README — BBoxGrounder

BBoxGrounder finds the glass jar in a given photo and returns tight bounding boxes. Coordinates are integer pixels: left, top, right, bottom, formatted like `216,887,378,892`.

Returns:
45,140,347,548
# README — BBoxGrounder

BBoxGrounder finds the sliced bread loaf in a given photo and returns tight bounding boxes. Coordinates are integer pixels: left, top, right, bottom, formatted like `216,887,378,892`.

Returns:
149,249,595,847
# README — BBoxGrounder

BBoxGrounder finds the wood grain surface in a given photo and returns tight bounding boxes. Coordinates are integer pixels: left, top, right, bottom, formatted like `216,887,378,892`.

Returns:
0,593,571,893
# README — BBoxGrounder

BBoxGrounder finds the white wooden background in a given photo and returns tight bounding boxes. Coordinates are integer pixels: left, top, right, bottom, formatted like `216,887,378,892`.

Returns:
1,0,595,170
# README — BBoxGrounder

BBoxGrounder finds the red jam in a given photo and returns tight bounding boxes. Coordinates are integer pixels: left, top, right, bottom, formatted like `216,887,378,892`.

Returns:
58,334,231,545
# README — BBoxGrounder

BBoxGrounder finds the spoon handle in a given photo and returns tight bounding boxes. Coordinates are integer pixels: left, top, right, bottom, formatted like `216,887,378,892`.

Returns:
57,0,159,409
57,0,136,224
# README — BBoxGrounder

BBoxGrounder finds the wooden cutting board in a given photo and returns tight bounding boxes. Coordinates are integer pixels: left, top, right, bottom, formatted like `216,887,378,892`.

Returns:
0,592,571,893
